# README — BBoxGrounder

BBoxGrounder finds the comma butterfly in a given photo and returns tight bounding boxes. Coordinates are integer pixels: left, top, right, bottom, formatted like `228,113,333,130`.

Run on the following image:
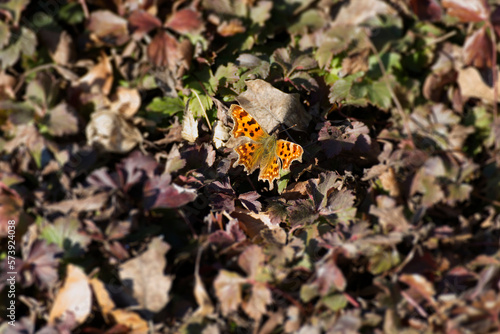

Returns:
230,104,304,190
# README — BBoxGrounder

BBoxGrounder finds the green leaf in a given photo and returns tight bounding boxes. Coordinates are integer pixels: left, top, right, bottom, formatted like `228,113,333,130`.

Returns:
41,217,91,258
0,0,30,26
0,21,9,49
58,2,85,25
329,72,364,104
0,27,36,69
368,247,400,275
147,96,185,115
300,283,319,302
365,80,392,110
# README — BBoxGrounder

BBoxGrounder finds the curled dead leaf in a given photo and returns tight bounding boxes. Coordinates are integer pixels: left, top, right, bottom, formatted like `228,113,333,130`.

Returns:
217,19,246,36
110,87,141,118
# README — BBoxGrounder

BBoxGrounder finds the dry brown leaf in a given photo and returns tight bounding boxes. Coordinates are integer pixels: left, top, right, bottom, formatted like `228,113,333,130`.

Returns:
110,309,149,334
87,10,130,46
86,109,143,153
165,8,204,35
110,86,141,118
213,270,245,315
192,249,214,318
79,52,113,95
217,19,246,36
119,237,173,313
212,120,231,149
181,104,199,143
89,278,116,323
38,29,75,66
0,71,16,99
45,192,108,214
463,27,493,68
236,79,311,133
148,30,177,69
457,67,500,103
399,274,436,302
49,264,92,325
242,282,272,321
331,0,395,27
379,167,400,197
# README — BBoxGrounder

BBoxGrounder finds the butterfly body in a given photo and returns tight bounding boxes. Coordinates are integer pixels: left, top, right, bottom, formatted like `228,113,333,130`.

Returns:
230,104,303,190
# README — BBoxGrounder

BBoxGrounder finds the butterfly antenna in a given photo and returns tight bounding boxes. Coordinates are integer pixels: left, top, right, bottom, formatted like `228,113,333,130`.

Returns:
277,124,297,135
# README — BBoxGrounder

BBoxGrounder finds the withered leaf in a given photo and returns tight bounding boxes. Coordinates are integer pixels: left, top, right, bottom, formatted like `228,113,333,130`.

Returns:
463,26,493,69
49,264,91,325
128,10,162,40
165,8,204,35
242,282,272,320
213,270,245,315
236,79,311,132
442,0,489,22
87,10,130,46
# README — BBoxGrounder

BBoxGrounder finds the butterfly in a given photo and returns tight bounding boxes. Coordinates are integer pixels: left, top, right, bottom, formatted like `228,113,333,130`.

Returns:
230,104,304,190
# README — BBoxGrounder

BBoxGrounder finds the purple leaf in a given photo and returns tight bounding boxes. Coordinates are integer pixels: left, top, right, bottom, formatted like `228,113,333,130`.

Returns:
239,191,262,213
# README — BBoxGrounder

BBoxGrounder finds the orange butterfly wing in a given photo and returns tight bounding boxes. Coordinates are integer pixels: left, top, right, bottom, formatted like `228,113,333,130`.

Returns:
230,105,268,140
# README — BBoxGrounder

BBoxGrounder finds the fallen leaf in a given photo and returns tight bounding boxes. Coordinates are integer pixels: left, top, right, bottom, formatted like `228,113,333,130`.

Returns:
457,67,500,104
49,264,91,325
110,87,141,118
213,270,245,315
165,8,204,35
181,103,199,143
87,10,130,46
119,237,173,313
242,282,272,321
85,109,143,153
236,79,311,132
399,274,436,302
442,0,489,22
128,10,162,40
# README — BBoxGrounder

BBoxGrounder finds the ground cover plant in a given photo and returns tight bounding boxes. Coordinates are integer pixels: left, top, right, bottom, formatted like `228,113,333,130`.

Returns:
1,0,500,333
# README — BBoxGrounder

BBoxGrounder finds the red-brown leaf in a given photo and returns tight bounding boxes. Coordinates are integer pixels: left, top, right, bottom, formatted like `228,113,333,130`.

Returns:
463,26,493,68
128,10,162,40
409,0,442,21
147,30,179,70
165,8,204,34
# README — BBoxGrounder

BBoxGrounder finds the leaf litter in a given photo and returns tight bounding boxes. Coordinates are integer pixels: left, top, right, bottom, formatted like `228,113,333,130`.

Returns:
1,0,500,333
